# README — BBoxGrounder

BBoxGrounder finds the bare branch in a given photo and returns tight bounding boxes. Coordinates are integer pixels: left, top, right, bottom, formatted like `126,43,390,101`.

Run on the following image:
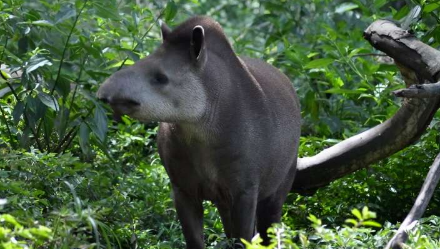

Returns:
350,53,388,57
385,152,440,249
292,20,440,195
393,82,440,98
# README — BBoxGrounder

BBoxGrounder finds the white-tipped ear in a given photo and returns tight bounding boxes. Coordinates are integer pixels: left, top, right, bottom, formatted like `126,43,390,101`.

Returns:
160,20,171,41
191,25,205,62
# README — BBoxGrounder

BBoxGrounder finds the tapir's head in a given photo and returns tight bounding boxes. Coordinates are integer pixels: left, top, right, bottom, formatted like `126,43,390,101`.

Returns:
97,16,233,123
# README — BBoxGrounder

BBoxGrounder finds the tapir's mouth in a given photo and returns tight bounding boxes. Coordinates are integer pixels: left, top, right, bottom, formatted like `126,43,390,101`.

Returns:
108,98,140,107
107,98,140,122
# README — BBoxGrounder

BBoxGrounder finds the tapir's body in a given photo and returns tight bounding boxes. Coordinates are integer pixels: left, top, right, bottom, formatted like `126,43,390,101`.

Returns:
98,16,300,248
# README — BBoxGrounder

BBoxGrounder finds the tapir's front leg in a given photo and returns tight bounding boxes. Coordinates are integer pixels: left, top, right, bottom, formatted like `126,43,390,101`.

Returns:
231,188,258,245
173,187,204,249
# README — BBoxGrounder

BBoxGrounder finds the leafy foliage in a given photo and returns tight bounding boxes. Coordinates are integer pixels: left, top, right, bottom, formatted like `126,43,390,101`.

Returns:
1,0,440,248
244,213,440,249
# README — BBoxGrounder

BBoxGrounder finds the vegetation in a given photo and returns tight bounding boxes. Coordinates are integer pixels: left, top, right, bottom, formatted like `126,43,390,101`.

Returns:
1,0,440,248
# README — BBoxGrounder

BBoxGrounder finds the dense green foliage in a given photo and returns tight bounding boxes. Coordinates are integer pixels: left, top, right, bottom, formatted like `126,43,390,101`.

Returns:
1,0,440,248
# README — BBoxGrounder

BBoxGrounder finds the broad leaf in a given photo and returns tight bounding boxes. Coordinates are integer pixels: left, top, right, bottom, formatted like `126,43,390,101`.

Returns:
164,0,178,22
26,57,52,74
91,105,108,142
38,92,59,111
304,58,334,69
335,3,358,14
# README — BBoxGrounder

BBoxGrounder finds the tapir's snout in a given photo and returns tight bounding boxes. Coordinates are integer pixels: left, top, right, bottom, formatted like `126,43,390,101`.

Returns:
97,75,141,121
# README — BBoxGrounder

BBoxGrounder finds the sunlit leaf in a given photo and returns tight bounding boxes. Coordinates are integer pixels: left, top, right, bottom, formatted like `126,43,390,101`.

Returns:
26,57,52,74
92,0,120,20
335,3,358,14
362,220,382,227
393,5,410,20
164,0,178,22
38,92,59,111
304,58,334,69
79,122,91,156
424,2,440,13
351,208,362,220
91,105,108,142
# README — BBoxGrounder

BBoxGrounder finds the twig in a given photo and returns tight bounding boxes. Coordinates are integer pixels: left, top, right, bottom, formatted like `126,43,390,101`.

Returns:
393,82,440,98
54,126,77,153
0,104,15,148
117,9,165,71
55,107,94,154
51,55,88,152
385,152,440,249
0,37,9,68
350,53,388,57
50,0,89,95
23,107,43,151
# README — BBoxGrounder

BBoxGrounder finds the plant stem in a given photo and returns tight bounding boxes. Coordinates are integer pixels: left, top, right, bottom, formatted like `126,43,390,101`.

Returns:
23,108,43,151
0,37,8,66
117,9,165,71
50,0,89,95
0,104,15,149
56,107,94,154
51,55,87,153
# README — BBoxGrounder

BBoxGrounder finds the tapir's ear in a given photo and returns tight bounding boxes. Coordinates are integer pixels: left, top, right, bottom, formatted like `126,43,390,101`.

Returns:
160,20,171,41
191,25,206,63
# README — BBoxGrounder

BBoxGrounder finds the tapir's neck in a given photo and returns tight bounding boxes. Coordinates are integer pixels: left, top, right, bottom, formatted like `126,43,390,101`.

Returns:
170,54,268,146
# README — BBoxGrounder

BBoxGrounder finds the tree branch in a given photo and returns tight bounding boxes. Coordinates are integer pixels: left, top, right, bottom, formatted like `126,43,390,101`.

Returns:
292,20,440,195
385,152,440,249
393,82,440,98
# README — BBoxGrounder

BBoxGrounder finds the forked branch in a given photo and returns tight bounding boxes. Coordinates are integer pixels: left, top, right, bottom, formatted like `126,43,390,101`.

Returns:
385,152,440,249
393,82,440,98
292,20,440,195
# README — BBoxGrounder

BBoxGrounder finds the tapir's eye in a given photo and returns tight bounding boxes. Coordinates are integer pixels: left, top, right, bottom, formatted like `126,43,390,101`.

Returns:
152,73,168,85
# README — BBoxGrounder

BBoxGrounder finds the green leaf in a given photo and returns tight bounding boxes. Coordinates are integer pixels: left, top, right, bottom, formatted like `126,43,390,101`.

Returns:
0,70,11,79
54,107,70,139
362,206,370,219
424,2,440,13
393,5,410,20
351,208,362,220
29,226,52,239
345,218,358,226
305,91,319,120
31,20,54,27
304,58,334,69
362,220,382,227
402,6,422,29
164,0,178,22
1,214,22,228
18,20,54,27
55,6,76,24
92,0,120,20
307,52,319,58
307,214,321,225
374,0,387,9
79,122,91,156
91,106,108,142
325,88,366,94
105,60,134,70
335,3,358,14
12,101,25,124
26,57,52,74
0,84,20,99
38,92,59,111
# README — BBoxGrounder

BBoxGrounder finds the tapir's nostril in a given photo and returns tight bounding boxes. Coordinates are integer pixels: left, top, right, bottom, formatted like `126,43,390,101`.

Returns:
99,97,110,104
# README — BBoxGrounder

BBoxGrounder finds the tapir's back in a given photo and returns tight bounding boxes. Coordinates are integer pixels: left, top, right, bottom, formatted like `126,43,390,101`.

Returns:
240,56,301,143
237,56,301,193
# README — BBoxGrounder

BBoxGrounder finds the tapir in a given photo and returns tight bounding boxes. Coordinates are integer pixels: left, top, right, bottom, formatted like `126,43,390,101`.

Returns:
97,16,301,248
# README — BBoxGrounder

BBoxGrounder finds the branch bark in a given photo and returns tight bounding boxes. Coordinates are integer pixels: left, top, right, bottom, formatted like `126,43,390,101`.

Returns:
292,20,440,195
385,152,440,249
393,82,440,98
